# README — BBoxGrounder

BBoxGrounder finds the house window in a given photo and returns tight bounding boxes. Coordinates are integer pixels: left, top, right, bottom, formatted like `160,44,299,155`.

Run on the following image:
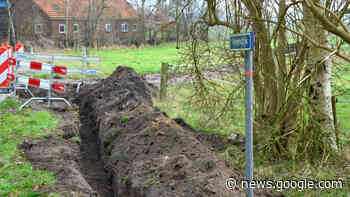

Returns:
121,23,128,33
132,24,137,32
73,24,79,33
105,24,111,33
59,24,66,33
34,24,43,33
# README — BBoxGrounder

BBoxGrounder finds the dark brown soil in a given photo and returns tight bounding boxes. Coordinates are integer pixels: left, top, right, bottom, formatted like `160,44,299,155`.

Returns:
18,67,282,197
18,83,114,196
77,66,279,197
79,112,114,197
20,137,99,196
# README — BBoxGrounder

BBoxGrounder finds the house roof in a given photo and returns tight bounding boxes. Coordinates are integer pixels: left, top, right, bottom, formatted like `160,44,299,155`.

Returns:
33,0,138,19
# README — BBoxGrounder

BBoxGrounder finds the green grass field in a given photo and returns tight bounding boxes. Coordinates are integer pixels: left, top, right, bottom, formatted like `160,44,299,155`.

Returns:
333,61,350,140
42,43,182,76
154,83,246,136
0,98,57,196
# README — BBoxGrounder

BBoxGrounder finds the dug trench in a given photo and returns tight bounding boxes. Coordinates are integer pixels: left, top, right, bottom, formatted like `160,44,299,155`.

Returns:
18,67,282,197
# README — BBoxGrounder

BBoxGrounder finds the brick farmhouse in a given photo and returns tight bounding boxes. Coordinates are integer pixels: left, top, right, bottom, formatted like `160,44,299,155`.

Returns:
12,0,143,47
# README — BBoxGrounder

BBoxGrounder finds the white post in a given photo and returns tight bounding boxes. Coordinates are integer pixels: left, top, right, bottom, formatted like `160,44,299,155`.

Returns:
47,56,54,107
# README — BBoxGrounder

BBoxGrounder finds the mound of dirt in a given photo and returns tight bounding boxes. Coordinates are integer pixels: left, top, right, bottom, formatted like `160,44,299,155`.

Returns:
20,137,98,196
77,66,278,197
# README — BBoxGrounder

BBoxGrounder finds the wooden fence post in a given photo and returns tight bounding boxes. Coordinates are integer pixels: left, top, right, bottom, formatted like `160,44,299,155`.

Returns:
160,62,168,100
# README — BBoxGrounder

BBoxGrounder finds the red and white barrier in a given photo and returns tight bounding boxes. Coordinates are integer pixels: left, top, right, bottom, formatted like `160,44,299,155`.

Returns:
1,44,100,109
0,46,9,87
15,43,24,53
18,61,67,75
0,43,24,88
17,75,65,93
13,57,67,93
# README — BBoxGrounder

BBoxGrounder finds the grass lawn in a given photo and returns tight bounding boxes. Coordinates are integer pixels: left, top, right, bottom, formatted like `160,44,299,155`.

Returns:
40,43,182,76
337,94,350,131
0,98,57,196
333,61,350,142
154,82,246,136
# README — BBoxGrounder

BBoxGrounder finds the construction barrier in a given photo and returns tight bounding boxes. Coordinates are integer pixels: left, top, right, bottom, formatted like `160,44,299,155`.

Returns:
0,43,22,91
18,61,67,75
17,76,65,93
0,45,9,88
0,43,101,110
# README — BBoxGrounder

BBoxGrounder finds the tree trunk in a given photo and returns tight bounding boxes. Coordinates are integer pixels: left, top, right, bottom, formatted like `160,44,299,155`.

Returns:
277,0,287,110
241,0,314,157
276,0,299,150
243,0,279,120
303,0,337,150
176,0,180,48
6,0,16,47
141,0,146,43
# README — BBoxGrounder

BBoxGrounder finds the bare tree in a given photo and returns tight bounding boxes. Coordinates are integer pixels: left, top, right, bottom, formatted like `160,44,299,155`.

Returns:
128,0,148,43
304,0,350,44
85,0,107,47
141,0,146,43
6,0,16,47
177,0,350,159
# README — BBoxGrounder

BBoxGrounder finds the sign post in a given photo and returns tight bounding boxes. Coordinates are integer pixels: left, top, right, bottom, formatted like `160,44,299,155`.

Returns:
230,32,254,197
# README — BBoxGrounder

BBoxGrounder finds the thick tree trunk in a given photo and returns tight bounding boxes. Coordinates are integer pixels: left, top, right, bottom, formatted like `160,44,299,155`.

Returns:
243,0,279,121
242,0,293,156
303,0,337,150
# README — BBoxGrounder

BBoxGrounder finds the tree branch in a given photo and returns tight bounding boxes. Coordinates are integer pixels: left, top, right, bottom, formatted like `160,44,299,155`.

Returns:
304,0,350,44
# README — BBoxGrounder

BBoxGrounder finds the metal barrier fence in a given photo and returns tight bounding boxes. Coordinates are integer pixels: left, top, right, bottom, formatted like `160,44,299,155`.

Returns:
15,48,100,109
0,43,101,110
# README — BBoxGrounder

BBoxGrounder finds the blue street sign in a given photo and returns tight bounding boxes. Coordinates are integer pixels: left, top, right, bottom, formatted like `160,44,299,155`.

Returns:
0,1,6,8
230,32,255,51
